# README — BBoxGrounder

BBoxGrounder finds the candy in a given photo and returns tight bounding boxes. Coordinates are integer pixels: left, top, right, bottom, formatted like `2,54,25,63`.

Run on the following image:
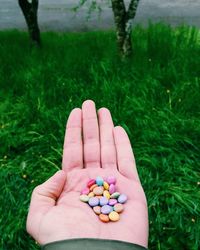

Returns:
100,197,109,206
93,206,101,215
95,195,103,199
109,184,116,194
87,179,96,188
114,203,124,213
106,176,116,185
88,192,95,198
96,176,104,186
88,197,99,207
118,194,127,204
101,205,113,214
108,199,117,206
99,214,109,223
93,186,104,195
80,176,128,223
90,184,98,191
103,181,109,190
109,211,120,222
81,188,90,195
110,192,120,199
103,190,111,199
80,195,89,203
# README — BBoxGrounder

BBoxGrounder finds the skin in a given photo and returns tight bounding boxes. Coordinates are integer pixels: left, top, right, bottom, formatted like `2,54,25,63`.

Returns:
26,100,149,248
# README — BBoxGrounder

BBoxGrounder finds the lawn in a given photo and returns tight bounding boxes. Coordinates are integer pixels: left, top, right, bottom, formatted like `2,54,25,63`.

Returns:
0,23,200,250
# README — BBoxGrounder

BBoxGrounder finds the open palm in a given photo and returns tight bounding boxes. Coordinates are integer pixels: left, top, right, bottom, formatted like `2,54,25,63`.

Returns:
26,100,148,248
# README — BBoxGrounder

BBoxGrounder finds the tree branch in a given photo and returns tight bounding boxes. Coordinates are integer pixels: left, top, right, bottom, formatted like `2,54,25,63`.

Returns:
126,0,140,20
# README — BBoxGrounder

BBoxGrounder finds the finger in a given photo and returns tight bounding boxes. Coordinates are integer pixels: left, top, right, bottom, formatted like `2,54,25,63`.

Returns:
98,108,117,169
82,100,100,168
62,108,83,172
113,126,140,181
26,170,66,239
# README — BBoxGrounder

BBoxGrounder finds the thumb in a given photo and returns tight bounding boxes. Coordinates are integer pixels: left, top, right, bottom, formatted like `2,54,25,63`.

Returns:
26,170,66,238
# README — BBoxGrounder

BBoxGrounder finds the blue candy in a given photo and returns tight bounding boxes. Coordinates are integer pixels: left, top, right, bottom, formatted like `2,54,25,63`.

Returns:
99,197,108,206
96,176,104,186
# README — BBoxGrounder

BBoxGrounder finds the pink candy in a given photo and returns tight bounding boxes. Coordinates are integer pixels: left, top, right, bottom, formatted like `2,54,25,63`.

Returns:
106,176,116,185
81,187,90,195
109,184,116,194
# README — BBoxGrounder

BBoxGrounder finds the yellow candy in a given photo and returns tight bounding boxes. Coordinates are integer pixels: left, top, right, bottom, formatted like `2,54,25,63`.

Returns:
109,211,120,222
88,192,94,198
80,195,89,203
103,181,109,190
103,190,110,199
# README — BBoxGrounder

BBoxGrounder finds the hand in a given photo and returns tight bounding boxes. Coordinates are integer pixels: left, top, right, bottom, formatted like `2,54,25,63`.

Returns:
26,100,148,248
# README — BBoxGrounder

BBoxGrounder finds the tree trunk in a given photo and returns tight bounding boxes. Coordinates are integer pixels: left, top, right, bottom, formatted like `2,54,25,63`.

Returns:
111,0,140,58
111,0,126,55
18,0,41,46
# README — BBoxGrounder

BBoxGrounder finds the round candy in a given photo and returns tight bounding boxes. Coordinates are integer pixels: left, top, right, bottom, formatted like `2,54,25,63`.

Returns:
81,187,90,195
118,194,127,204
106,176,116,185
96,176,104,186
109,211,120,222
103,190,111,199
93,206,101,215
100,197,109,206
110,192,120,199
90,184,98,191
87,179,96,188
108,199,117,206
88,197,99,207
95,195,103,199
93,186,104,195
99,214,109,223
109,184,116,194
80,195,89,203
103,181,109,190
114,203,124,213
88,192,94,198
101,205,113,214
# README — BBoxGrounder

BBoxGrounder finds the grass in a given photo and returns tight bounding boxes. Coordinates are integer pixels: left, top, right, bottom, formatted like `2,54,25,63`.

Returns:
0,23,200,250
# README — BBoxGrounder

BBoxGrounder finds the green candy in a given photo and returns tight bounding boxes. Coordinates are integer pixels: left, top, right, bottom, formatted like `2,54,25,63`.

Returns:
110,192,120,199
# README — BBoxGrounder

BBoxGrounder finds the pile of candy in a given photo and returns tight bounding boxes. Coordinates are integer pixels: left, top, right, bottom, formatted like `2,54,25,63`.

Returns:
80,176,127,222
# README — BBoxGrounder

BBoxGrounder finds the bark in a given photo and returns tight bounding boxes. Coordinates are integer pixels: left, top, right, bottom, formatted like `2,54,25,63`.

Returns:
111,0,140,57
18,0,40,46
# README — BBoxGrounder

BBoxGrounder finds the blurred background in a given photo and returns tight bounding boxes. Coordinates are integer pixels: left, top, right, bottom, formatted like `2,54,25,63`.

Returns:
0,1,199,250
1,0,200,31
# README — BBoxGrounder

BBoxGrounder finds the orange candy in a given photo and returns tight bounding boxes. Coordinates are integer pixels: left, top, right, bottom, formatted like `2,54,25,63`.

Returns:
90,184,98,191
99,214,109,223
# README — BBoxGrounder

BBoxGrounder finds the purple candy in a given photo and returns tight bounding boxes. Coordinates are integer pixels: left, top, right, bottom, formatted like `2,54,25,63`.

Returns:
108,199,117,206
118,194,127,204
100,197,108,206
101,205,113,214
109,184,116,194
106,176,116,185
88,197,99,207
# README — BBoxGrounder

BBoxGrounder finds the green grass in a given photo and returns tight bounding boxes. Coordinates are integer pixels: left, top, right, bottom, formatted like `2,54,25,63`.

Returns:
0,23,200,250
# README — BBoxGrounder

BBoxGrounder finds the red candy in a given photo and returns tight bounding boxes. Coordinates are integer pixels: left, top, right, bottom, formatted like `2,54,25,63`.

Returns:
87,179,96,188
